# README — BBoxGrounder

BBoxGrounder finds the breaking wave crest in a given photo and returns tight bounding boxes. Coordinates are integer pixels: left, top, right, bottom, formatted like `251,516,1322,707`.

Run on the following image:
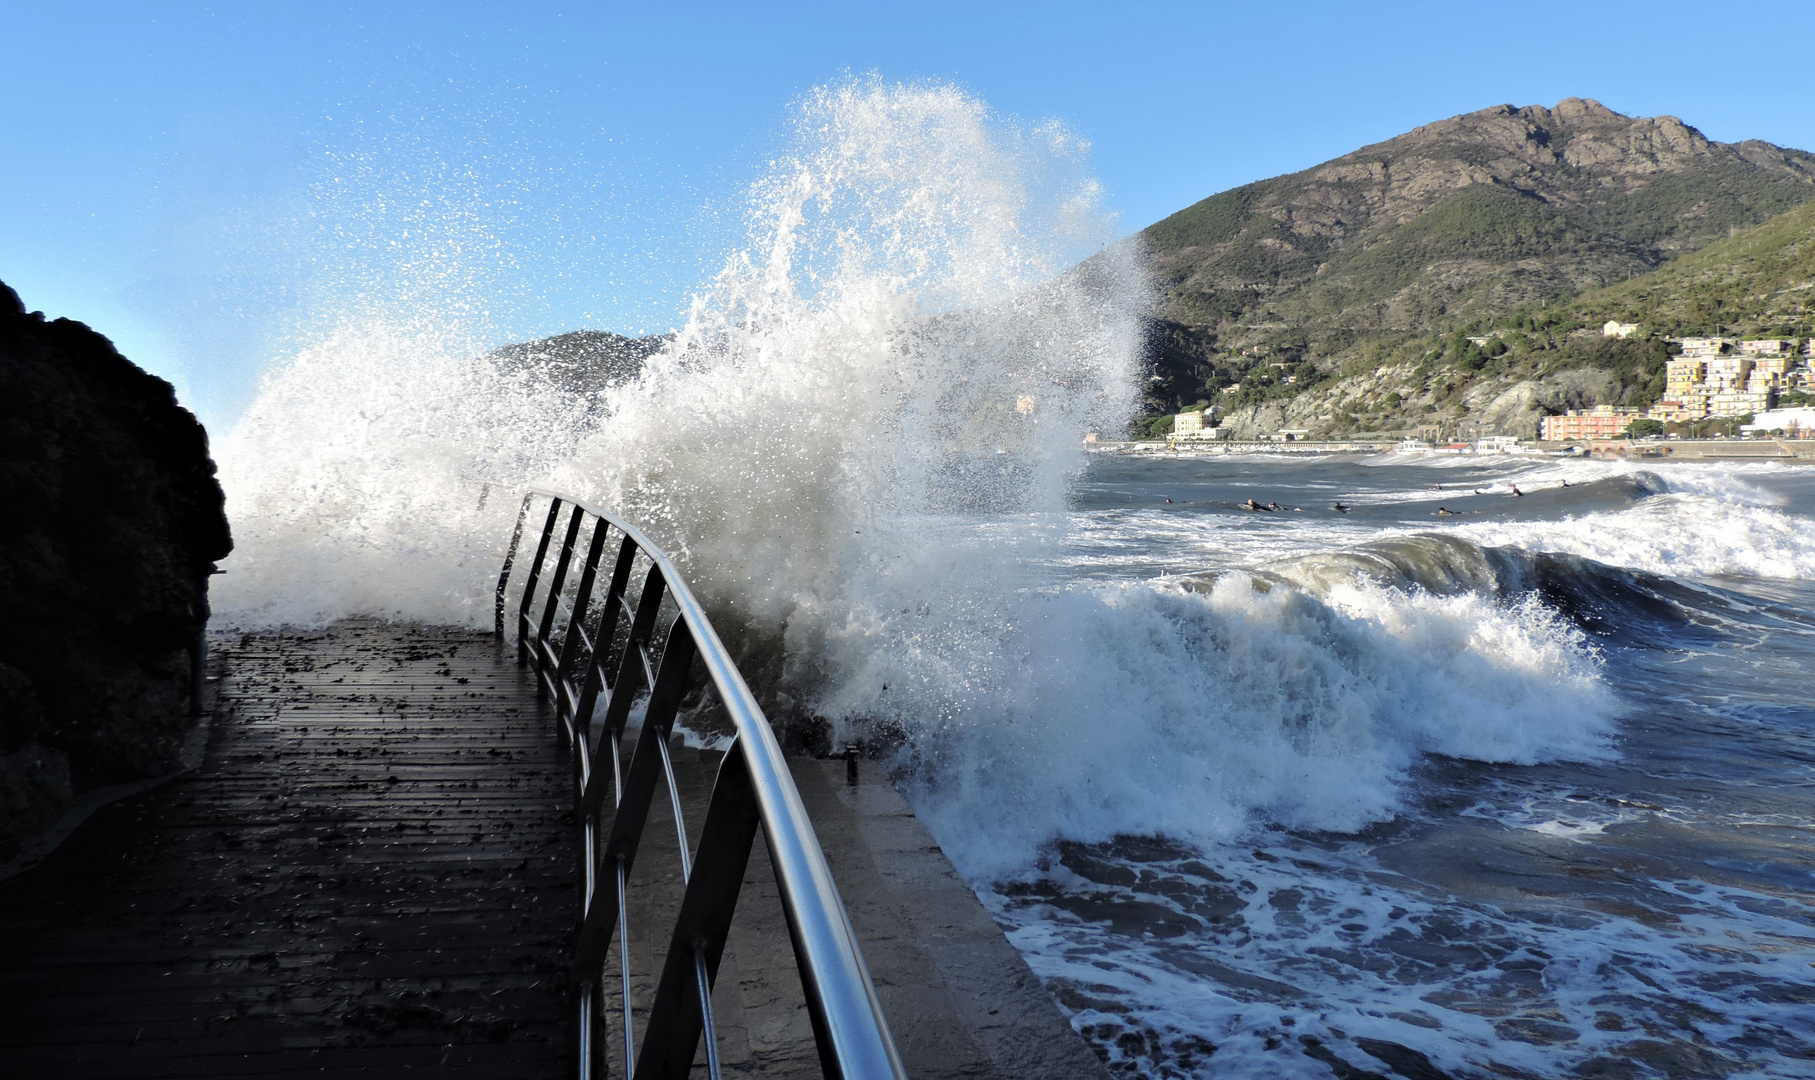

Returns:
880,569,1615,879
1459,491,1815,580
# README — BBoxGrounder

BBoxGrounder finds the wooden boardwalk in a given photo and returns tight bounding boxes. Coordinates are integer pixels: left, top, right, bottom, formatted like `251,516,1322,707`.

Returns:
0,622,575,1078
0,620,1112,1080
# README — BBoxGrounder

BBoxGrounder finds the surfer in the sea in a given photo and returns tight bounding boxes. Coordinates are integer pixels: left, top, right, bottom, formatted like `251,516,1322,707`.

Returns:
1245,499,1273,511
1436,506,1462,516
1510,484,1524,497
1332,502,1349,513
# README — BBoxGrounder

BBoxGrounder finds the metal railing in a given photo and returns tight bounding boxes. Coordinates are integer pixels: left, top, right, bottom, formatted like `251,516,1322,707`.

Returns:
496,488,907,1080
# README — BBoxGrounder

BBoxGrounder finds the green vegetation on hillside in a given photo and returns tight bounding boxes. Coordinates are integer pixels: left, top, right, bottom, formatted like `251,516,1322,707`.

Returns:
1127,99,1815,437
1567,200,1815,336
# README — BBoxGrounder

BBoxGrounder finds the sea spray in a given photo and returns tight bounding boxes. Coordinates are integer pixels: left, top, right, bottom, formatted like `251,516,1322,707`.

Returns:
556,80,1146,702
214,318,598,625
217,79,1618,883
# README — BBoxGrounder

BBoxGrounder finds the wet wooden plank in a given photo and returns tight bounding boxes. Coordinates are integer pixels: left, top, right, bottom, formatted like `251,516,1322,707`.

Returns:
0,621,576,1079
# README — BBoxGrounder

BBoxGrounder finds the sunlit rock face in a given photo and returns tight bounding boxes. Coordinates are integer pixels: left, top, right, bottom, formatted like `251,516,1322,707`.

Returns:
0,280,232,856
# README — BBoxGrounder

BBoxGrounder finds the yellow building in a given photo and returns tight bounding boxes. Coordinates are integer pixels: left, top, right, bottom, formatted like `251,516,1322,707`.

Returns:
1706,355,1753,389
1712,390,1769,416
1739,339,1793,357
1666,358,1706,396
1676,336,1734,358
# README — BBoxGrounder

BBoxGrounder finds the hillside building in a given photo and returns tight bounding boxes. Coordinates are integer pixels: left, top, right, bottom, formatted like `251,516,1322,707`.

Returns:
1168,410,1230,446
1741,407,1815,435
1602,321,1639,338
1650,341,1808,421
1739,339,1794,357
1675,336,1734,358
1543,405,1641,441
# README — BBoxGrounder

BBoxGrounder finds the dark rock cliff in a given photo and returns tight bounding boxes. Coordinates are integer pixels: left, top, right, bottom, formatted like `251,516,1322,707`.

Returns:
0,280,232,857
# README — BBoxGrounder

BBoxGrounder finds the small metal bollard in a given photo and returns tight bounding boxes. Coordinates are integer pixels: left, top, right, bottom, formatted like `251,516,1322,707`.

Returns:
845,743,860,787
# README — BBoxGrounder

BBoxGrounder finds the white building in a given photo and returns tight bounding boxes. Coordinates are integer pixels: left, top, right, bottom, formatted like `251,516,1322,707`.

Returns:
1602,321,1639,338
1168,410,1230,445
1741,408,1815,436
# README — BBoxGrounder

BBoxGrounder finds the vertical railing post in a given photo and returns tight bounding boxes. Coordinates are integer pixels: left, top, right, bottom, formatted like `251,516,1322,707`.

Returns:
517,497,564,665
534,504,588,693
556,517,613,717
496,493,534,641
634,739,759,1080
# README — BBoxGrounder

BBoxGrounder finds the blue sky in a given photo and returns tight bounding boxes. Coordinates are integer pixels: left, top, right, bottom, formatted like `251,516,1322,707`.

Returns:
5,1,1814,428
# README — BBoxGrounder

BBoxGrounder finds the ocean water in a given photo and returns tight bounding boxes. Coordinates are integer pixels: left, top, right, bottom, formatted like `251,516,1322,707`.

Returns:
969,452,1815,1079
209,80,1815,1079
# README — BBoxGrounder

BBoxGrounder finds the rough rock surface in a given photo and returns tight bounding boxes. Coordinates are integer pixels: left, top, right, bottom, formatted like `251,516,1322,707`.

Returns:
1217,365,1623,440
488,329,668,398
1144,98,1815,338
0,280,231,857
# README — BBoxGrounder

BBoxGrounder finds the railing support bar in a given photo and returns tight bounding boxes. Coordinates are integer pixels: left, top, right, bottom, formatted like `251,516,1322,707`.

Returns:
634,741,760,1080
516,498,564,665
496,492,534,640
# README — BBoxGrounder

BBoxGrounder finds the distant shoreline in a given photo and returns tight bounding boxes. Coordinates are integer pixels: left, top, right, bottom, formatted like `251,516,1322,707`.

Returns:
1091,439,1815,463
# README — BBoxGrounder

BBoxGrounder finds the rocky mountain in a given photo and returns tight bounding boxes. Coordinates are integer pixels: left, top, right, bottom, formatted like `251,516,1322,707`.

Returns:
1203,196,1815,442
487,329,667,397
1135,98,1815,426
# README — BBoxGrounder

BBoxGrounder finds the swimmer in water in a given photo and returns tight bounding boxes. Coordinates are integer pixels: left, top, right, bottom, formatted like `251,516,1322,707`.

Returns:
1165,498,1173,503
1436,506,1461,516
1245,498,1272,511
1560,479,1570,487
1332,502,1349,513
1510,484,1523,497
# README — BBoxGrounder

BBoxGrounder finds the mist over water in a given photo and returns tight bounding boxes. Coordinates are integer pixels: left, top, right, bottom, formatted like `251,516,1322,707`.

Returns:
211,80,1815,1078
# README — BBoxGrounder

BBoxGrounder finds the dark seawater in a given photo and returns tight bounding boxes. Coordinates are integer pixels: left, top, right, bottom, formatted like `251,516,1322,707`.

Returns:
980,452,1815,1080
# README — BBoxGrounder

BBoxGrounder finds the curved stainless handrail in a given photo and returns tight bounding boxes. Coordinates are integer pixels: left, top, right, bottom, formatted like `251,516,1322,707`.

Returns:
496,488,906,1080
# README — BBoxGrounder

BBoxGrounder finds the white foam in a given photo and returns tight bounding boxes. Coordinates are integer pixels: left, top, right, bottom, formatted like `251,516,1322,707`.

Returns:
1458,493,1815,580
881,571,1616,879
989,838,1815,1079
